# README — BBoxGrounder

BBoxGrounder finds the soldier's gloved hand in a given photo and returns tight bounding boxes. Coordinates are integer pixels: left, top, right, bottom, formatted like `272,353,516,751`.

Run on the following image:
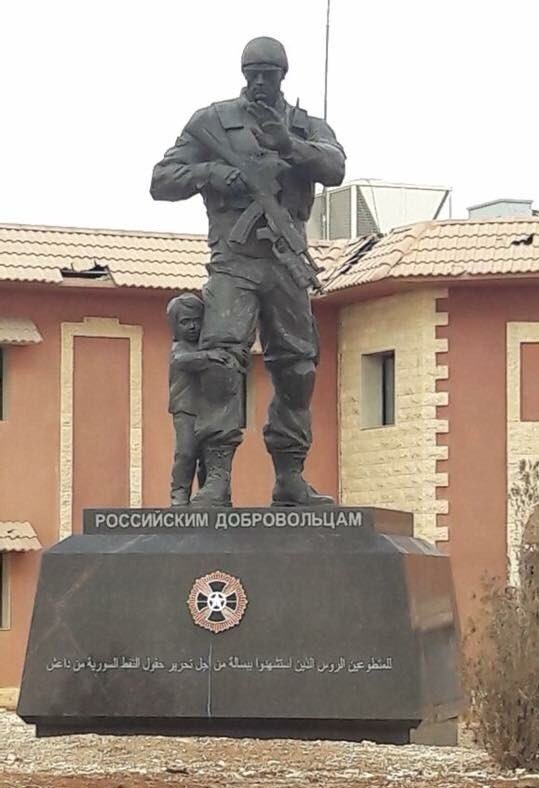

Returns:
207,164,247,196
248,101,292,155
256,156,291,184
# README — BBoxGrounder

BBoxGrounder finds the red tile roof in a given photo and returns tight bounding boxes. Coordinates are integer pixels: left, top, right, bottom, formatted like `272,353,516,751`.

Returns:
1,218,539,295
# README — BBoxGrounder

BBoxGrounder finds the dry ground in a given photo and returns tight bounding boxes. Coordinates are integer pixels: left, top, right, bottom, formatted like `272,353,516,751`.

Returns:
1,711,538,788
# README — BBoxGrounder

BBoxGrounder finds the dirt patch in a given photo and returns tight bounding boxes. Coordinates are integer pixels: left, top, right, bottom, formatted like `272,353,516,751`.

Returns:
3,776,539,788
1,710,537,788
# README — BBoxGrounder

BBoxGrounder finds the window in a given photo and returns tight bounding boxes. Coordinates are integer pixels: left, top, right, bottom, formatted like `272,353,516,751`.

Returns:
520,342,539,421
361,350,395,428
0,554,9,630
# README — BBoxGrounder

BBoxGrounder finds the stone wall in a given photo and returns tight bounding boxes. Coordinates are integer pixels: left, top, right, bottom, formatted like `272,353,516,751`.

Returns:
338,288,449,543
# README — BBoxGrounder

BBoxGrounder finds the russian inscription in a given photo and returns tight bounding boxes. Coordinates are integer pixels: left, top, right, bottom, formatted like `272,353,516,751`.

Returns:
84,507,365,533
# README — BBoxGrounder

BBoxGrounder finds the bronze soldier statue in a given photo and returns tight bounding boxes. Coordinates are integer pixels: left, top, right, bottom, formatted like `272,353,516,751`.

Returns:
151,36,345,507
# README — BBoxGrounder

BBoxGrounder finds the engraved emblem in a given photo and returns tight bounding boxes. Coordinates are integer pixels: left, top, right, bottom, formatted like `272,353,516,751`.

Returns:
187,571,247,633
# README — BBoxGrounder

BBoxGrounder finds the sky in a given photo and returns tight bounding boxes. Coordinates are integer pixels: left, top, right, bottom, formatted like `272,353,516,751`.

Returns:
1,0,538,235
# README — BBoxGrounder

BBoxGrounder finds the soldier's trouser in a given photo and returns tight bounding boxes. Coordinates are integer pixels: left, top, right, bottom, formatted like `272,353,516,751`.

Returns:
197,261,318,456
171,412,202,496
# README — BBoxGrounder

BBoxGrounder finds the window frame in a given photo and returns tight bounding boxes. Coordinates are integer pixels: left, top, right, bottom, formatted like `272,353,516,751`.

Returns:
361,349,396,430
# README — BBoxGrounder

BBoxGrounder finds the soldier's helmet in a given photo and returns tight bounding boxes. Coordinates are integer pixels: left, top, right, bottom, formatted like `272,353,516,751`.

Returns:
241,37,288,74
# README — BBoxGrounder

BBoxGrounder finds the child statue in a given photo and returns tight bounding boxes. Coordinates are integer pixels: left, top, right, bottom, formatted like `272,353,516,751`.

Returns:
167,293,236,506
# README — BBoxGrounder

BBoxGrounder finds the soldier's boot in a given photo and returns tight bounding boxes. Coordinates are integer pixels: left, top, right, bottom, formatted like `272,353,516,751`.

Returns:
190,445,235,508
270,452,334,507
170,457,196,506
171,487,191,507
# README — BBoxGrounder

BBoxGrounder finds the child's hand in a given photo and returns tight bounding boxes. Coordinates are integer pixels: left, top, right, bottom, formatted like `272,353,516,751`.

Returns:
208,349,236,367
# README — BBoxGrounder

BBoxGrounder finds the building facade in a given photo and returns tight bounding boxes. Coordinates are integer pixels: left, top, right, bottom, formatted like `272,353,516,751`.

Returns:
2,217,539,703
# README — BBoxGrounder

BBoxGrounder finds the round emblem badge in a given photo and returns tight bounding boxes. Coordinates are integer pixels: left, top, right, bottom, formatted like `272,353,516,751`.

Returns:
187,571,247,633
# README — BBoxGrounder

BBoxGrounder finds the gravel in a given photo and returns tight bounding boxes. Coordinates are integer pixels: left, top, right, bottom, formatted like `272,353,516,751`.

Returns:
1,710,538,787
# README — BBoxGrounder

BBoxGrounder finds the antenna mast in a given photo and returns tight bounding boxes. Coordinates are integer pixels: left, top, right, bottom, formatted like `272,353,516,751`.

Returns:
323,0,331,122
322,0,331,239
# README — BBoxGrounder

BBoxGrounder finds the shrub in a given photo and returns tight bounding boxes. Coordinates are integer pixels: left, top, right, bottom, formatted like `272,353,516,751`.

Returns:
463,459,539,771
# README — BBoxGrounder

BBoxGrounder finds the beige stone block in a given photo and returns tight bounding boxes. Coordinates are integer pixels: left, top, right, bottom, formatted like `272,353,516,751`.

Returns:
434,499,449,515
434,445,449,461
434,420,450,434
434,311,449,327
0,687,19,710
436,365,449,380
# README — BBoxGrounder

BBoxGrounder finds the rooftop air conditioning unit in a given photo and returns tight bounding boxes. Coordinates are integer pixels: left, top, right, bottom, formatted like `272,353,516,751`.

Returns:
307,180,451,241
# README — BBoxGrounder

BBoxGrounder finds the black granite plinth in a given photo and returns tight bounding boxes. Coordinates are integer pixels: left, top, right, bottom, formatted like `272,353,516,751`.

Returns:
18,507,461,741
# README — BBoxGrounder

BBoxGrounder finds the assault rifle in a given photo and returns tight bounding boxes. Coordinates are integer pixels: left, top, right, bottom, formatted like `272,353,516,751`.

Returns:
186,110,323,292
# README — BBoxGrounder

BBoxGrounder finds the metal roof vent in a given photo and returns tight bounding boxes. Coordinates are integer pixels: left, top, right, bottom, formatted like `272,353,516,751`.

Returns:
467,199,534,220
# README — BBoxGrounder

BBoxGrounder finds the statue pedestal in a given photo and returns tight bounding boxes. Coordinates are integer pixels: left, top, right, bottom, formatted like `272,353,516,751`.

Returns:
18,507,461,741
